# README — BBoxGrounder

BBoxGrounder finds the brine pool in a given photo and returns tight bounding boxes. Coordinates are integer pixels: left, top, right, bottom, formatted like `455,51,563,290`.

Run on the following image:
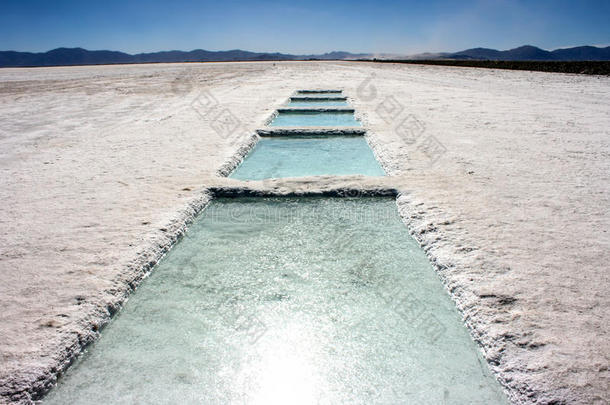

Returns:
270,111,361,127
230,136,385,180
296,91,342,96
44,197,507,404
287,100,349,107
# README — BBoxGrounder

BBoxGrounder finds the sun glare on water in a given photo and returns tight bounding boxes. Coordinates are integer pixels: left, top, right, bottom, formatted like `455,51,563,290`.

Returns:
246,323,321,404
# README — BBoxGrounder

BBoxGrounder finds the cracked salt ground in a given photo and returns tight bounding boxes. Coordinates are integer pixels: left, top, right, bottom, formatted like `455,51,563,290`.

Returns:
44,198,508,404
2,61,607,404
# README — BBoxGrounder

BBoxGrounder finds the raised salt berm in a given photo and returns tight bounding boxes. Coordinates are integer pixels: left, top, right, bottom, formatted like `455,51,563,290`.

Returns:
44,197,508,404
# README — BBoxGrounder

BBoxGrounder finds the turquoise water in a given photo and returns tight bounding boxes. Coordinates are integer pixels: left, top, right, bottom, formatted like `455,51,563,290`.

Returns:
230,136,385,179
44,197,508,404
288,100,349,107
270,111,361,127
296,91,342,96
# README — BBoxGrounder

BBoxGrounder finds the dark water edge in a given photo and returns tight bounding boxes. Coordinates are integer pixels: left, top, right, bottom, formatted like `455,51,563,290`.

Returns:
357,59,610,75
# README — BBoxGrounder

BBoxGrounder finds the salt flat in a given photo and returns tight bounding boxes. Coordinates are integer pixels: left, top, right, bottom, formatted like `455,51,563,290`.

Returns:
0,61,608,404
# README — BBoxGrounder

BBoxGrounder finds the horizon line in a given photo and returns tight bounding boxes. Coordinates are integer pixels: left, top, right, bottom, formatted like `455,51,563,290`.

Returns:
2,43,610,55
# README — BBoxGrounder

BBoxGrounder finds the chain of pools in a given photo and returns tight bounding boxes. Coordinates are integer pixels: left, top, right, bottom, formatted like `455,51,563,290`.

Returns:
44,90,509,404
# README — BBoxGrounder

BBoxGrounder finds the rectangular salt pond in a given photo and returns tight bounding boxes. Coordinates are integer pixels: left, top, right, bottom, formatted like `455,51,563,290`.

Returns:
230,136,385,180
296,90,342,96
287,99,349,107
45,197,508,404
270,111,361,127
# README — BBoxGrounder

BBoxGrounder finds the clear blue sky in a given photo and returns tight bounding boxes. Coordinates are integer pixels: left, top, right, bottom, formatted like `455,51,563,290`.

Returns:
1,0,608,54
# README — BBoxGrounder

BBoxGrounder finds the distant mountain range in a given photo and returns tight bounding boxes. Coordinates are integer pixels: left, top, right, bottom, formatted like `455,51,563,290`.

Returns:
1,45,609,67
0,47,368,67
444,45,610,61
